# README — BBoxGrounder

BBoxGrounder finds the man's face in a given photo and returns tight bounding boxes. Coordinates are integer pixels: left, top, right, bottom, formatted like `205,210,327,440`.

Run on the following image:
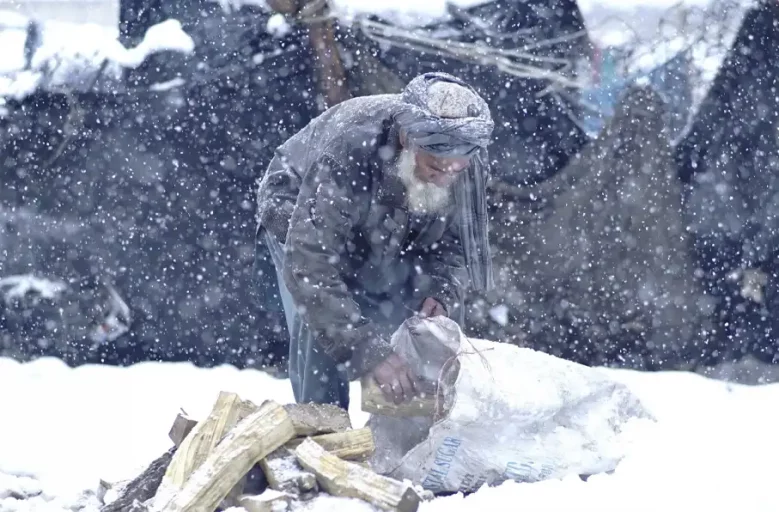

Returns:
412,150,471,188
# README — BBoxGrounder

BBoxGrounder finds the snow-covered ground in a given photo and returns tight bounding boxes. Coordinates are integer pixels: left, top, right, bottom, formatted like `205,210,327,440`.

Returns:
1,355,778,511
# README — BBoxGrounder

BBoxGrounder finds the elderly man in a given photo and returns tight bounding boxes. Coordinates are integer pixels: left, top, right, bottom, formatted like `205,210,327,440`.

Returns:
255,72,494,410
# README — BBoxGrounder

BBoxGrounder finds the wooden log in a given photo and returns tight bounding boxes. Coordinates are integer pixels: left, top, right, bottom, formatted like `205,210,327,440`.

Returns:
285,427,375,461
259,448,318,496
168,412,197,448
162,391,257,489
166,399,257,510
150,400,296,512
294,438,422,512
100,448,175,512
239,490,294,512
284,403,351,436
361,377,440,418
166,402,349,448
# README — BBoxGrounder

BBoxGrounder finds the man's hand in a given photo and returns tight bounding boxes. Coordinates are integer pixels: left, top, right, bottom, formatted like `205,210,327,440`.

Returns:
372,353,418,404
420,297,447,318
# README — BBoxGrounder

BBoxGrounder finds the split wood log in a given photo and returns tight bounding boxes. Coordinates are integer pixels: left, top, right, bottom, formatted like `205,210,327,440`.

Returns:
239,490,294,512
294,438,422,512
285,427,375,461
162,391,258,489
168,412,197,448
361,377,440,418
259,447,318,496
100,448,175,512
150,400,296,512
284,403,351,436
167,401,350,449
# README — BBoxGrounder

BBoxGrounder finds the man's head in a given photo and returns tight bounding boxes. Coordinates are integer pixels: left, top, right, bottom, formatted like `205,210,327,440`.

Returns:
394,76,493,214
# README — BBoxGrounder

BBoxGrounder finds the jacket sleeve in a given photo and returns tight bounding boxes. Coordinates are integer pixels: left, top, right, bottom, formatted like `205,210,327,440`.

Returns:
414,211,469,316
256,152,302,243
282,154,394,379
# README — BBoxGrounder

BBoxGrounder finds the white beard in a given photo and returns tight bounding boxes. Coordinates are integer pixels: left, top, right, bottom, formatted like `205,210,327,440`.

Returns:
396,148,452,214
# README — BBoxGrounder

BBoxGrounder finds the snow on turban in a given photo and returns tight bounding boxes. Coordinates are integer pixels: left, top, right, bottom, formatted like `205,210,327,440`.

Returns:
394,72,495,157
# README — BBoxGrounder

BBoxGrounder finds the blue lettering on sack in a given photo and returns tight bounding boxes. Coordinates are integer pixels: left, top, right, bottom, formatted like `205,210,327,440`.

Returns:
504,461,534,483
458,473,488,494
421,437,462,493
504,461,556,483
538,463,555,480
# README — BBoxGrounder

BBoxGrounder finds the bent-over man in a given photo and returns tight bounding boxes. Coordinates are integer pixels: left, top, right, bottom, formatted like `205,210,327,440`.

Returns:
255,72,495,410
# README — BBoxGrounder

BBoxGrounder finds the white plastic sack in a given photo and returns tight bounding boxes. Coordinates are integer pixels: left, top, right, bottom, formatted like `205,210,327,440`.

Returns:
366,316,655,494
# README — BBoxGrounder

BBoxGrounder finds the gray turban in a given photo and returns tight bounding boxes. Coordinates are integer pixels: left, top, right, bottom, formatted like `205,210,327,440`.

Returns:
394,72,495,157
393,72,495,292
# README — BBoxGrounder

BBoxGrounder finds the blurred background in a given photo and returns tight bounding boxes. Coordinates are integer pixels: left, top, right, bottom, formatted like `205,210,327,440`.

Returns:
0,0,776,384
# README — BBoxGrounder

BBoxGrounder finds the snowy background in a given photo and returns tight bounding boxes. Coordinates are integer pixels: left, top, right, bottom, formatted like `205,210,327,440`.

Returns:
2,0,778,511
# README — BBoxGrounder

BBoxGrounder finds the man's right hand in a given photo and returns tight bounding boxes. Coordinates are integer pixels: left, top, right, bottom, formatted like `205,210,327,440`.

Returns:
371,353,419,405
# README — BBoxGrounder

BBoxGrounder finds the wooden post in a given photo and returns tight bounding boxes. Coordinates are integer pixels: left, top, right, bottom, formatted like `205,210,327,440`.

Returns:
300,0,352,109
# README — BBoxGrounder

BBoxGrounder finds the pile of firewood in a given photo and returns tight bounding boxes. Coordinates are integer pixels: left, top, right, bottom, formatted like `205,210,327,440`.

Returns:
99,391,431,512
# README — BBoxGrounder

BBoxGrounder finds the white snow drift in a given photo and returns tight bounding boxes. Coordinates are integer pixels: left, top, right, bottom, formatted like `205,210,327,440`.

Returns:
0,354,777,512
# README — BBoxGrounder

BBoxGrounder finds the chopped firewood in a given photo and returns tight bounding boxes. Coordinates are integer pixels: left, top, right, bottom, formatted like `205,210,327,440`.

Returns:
100,448,175,512
284,403,351,436
259,448,318,497
150,400,296,512
168,406,251,509
239,489,294,512
361,377,440,418
294,438,422,512
168,412,198,448
285,427,375,461
163,391,257,489
166,402,349,446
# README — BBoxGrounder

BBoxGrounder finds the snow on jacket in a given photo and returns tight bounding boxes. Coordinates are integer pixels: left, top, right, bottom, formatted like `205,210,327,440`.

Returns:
255,93,480,378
